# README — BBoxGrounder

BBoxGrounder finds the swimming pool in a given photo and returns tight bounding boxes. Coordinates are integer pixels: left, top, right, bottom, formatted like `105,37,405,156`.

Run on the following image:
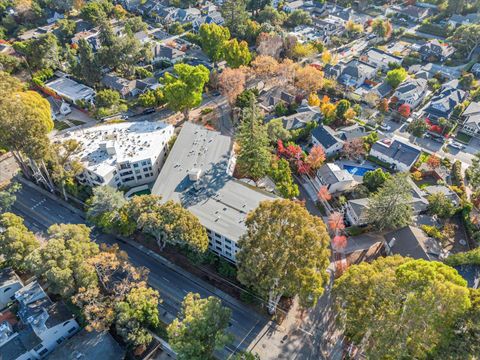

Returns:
343,164,375,177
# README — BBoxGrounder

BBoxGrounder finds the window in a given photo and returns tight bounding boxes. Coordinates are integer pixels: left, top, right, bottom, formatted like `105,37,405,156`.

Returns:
135,169,140,174
225,251,232,257
215,240,222,245
225,245,231,250
4,287,11,293
215,246,222,251
142,161,148,166
33,344,44,351
136,176,142,180
38,348,48,356
121,170,133,176
224,239,231,244
145,173,150,178
62,321,70,326
120,163,130,170
116,182,121,187
56,338,64,344
113,170,117,175
149,166,152,170
143,167,149,172
133,163,139,168
123,176,134,182
68,327,77,334
215,233,221,239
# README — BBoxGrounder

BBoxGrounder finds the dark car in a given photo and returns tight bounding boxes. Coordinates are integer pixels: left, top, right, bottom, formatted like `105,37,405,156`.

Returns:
142,107,156,115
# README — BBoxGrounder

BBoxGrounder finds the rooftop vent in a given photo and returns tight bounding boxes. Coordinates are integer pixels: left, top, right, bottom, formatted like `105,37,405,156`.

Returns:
188,168,202,181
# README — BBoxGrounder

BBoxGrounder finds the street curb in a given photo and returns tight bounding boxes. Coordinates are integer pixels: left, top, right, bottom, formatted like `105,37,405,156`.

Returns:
17,177,263,318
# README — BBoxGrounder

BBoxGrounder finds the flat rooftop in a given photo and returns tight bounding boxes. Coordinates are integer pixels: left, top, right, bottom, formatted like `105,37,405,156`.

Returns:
151,122,277,243
45,77,95,100
57,121,173,177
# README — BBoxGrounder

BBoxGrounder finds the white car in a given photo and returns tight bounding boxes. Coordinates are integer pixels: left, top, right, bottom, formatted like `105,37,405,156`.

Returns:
449,141,464,150
380,124,391,131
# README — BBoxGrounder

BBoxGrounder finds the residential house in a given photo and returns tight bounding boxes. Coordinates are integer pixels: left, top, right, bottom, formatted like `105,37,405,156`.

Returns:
327,5,353,22
409,63,461,81
336,123,368,141
258,87,296,113
448,13,480,27
460,101,480,137
384,225,442,260
275,103,321,130
283,0,304,13
49,330,126,360
316,163,356,194
45,75,96,104
323,62,344,80
59,121,174,189
424,86,467,120
340,232,385,265
152,44,186,64
71,29,101,52
472,63,480,78
101,74,138,98
47,96,72,120
360,48,402,72
0,281,80,360
151,122,278,263
0,269,23,311
370,137,421,171
345,179,428,226
397,5,431,23
423,184,461,206
419,40,455,63
371,81,393,99
391,78,428,109
312,16,345,44
311,125,344,156
338,60,376,88
454,264,480,289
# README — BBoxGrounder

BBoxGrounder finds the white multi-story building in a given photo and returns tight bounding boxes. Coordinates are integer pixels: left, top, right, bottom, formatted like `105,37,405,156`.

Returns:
151,122,277,263
57,121,174,189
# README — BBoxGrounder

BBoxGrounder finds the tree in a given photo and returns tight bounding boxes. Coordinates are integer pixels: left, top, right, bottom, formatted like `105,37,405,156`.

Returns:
467,153,480,191
80,0,110,25
407,118,428,137
168,293,232,360
317,186,332,201
334,256,471,359
248,0,270,16
0,212,39,271
294,65,324,94
256,33,283,59
0,73,53,179
96,89,121,108
345,20,363,35
236,88,258,109
236,101,272,180
198,23,230,64
398,103,411,118
48,139,84,200
306,145,326,170
27,224,99,296
378,98,389,113
372,18,392,39
256,6,286,26
56,19,77,44
342,138,366,161
335,99,351,120
71,38,101,86
124,16,147,34
320,101,336,124
221,0,249,38
363,168,390,192
269,158,299,199
459,72,474,90
427,192,457,219
86,186,127,232
138,88,164,108
161,64,210,120
218,67,246,106
14,33,60,71
223,39,252,68
285,10,312,28
308,93,320,106
449,24,480,60
266,118,291,143
0,182,21,213
237,199,331,312
426,155,440,170
386,67,407,89
365,173,413,230
116,285,160,348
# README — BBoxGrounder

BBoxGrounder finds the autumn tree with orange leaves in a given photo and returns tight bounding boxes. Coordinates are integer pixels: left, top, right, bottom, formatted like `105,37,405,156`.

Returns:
218,67,246,105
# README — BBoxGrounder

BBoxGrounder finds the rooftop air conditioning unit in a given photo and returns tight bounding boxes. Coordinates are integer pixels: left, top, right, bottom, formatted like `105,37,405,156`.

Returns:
189,168,202,181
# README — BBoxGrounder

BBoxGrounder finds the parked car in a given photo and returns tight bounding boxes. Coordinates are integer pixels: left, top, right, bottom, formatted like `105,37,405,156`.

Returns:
142,107,156,115
380,124,391,131
449,141,465,150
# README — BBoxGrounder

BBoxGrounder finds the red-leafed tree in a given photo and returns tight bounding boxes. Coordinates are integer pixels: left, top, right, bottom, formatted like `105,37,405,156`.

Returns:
398,103,411,118
426,155,441,170
277,139,311,175
332,235,347,250
328,212,345,233
378,98,389,113
317,186,332,201
306,145,326,170
342,138,366,161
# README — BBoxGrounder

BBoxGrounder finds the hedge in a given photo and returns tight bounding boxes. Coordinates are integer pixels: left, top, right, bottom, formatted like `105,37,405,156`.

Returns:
444,247,480,266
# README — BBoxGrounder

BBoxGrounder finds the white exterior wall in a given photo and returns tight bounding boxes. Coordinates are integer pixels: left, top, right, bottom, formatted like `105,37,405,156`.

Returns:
0,281,22,310
312,136,344,157
369,147,410,172
207,229,239,263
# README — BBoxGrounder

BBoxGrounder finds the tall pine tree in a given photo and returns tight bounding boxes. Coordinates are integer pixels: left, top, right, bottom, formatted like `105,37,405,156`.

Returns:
236,100,271,180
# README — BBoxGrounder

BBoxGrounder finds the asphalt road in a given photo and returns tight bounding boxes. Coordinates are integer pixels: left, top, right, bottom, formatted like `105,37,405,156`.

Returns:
11,184,268,359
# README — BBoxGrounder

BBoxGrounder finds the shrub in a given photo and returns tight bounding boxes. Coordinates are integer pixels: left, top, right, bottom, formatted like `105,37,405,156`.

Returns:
444,248,480,266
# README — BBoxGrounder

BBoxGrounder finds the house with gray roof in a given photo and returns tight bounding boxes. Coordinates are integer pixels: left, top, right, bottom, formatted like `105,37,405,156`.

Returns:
317,163,356,194
0,281,80,360
460,101,480,138
311,124,344,156
472,63,480,78
101,74,138,98
448,13,480,27
384,225,441,260
392,78,428,109
419,39,455,63
360,48,402,72
45,75,96,104
0,269,23,311
338,60,376,88
49,330,125,360
370,137,421,171
275,103,321,130
151,122,277,263
424,86,467,120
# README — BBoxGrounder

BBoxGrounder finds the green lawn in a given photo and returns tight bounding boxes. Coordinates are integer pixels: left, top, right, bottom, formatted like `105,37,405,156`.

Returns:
53,120,70,130
455,132,473,145
70,119,86,126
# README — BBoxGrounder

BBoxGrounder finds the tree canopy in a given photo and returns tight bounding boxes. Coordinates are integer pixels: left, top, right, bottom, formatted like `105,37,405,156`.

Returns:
168,292,232,360
386,67,407,88
363,168,391,193
237,199,331,312
199,23,230,63
161,63,210,120
334,256,472,359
